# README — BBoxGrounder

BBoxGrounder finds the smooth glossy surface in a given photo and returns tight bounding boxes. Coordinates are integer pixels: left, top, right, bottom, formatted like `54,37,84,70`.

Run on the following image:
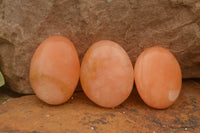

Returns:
30,36,80,105
134,46,182,109
80,40,134,108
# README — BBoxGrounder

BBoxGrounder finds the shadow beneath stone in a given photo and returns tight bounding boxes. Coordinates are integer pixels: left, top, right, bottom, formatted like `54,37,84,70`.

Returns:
0,85,23,98
0,85,23,104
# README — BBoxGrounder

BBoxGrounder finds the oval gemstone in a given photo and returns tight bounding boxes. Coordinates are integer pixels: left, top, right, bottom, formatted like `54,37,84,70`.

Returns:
30,36,80,105
80,40,134,108
134,46,182,109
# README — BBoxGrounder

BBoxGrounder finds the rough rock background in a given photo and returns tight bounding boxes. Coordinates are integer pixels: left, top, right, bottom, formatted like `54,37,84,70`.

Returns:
0,0,200,94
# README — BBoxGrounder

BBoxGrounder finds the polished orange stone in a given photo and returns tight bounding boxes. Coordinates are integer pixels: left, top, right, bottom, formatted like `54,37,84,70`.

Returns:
29,36,80,105
80,40,134,108
134,46,182,109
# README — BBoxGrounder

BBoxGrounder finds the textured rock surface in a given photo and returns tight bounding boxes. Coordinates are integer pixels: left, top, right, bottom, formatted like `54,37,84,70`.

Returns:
0,80,199,132
0,0,200,93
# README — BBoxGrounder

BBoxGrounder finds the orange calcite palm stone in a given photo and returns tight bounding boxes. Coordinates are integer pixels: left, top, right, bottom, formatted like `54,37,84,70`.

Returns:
30,36,80,105
134,47,182,109
80,40,134,108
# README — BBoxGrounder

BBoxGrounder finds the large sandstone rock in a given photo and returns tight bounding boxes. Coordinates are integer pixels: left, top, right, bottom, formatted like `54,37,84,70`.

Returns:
0,80,199,132
0,0,200,94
